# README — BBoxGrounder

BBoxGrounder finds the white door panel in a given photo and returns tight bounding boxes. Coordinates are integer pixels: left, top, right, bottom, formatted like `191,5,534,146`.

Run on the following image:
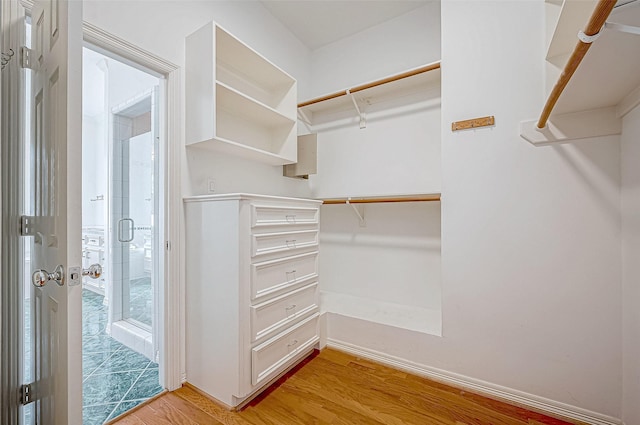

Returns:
29,0,83,423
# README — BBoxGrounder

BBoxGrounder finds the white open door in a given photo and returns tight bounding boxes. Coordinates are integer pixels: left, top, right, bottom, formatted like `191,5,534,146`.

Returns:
23,0,82,423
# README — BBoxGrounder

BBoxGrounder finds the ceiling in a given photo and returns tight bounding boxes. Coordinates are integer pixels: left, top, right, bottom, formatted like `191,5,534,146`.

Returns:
260,0,431,50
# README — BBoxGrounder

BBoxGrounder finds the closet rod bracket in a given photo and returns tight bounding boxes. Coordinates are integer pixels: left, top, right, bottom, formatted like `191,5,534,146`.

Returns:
577,29,602,43
346,89,366,129
297,109,313,132
346,198,366,227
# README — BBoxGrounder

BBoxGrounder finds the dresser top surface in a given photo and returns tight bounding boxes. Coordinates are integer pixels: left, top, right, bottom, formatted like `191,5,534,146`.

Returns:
183,193,322,205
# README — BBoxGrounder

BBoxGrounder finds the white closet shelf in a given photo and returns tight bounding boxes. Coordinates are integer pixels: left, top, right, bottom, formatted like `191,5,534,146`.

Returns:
216,25,296,90
521,0,640,144
216,81,295,128
298,62,441,125
190,136,296,166
186,21,297,165
320,291,442,336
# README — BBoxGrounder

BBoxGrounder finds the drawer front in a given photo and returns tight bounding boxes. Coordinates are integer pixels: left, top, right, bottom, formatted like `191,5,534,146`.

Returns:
84,235,104,247
251,204,319,228
250,282,318,342
83,248,105,263
251,251,318,300
251,230,318,258
251,313,319,386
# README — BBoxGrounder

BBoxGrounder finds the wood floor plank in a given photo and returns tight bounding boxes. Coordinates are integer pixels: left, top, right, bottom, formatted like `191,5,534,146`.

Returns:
133,399,200,425
110,415,146,425
163,392,226,424
112,349,579,425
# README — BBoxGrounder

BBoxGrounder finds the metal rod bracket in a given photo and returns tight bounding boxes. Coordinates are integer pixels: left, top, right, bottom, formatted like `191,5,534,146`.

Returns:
346,89,366,129
346,198,366,227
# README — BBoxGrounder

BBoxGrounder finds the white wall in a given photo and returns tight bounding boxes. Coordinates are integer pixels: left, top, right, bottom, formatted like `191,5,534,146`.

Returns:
84,0,313,198
327,1,623,420
622,104,640,425
441,2,621,416
309,2,440,98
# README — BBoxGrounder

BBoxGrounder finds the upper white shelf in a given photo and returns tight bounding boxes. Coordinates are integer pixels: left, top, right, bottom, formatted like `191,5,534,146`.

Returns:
553,3,640,117
298,62,441,126
186,22,298,165
521,1,640,144
216,81,295,129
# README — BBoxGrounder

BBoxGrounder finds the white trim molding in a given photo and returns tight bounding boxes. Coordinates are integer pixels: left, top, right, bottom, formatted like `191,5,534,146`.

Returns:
83,22,177,75
81,23,183,392
326,338,622,425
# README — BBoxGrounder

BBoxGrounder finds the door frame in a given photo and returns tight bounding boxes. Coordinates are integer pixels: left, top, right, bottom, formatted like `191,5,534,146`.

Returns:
0,0,28,422
83,23,183,391
1,8,183,419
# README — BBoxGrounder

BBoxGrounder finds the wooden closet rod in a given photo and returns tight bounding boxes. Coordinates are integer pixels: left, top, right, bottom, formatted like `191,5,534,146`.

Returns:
322,195,441,204
537,0,616,129
298,62,441,108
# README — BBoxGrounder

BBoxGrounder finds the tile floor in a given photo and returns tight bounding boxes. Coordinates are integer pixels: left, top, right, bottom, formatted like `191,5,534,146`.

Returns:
128,277,152,327
82,289,163,424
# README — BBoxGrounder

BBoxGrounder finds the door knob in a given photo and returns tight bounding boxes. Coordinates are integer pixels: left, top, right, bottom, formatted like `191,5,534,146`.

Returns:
82,264,102,279
32,265,65,287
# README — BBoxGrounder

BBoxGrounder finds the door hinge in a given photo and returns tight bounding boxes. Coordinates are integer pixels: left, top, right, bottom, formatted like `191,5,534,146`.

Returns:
20,383,34,405
20,46,34,69
20,215,37,236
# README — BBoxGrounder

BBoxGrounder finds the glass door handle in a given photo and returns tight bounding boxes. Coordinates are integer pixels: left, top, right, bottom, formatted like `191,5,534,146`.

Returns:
82,264,102,279
32,265,65,287
118,218,134,242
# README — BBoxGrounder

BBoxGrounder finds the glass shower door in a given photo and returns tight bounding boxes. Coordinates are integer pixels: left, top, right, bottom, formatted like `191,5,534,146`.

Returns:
123,130,153,327
112,89,159,332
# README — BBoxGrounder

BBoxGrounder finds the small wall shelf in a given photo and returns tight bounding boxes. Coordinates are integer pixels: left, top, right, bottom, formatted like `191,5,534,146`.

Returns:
186,22,298,165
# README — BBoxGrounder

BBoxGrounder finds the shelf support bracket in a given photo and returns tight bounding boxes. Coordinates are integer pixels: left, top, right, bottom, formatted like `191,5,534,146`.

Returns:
604,22,640,36
346,198,366,227
297,109,313,133
346,89,366,129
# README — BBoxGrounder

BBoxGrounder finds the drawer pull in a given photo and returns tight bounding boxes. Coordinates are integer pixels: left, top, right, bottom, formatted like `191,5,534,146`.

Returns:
285,214,297,223
285,304,297,311
285,270,297,283
285,239,297,248
287,339,298,347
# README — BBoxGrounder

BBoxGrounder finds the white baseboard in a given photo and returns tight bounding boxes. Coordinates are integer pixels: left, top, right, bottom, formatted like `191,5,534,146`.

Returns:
326,338,621,425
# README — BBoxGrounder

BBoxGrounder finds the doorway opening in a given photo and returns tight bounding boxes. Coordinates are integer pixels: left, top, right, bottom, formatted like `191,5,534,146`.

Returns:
80,46,164,424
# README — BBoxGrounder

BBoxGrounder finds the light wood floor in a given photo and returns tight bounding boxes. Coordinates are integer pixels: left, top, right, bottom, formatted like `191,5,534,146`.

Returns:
110,349,583,425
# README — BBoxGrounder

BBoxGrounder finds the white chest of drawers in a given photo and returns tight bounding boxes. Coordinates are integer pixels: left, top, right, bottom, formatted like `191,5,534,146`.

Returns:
184,193,321,407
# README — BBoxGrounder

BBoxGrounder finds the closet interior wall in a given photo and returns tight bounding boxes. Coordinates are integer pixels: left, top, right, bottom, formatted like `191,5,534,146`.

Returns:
622,103,640,424
306,3,443,335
